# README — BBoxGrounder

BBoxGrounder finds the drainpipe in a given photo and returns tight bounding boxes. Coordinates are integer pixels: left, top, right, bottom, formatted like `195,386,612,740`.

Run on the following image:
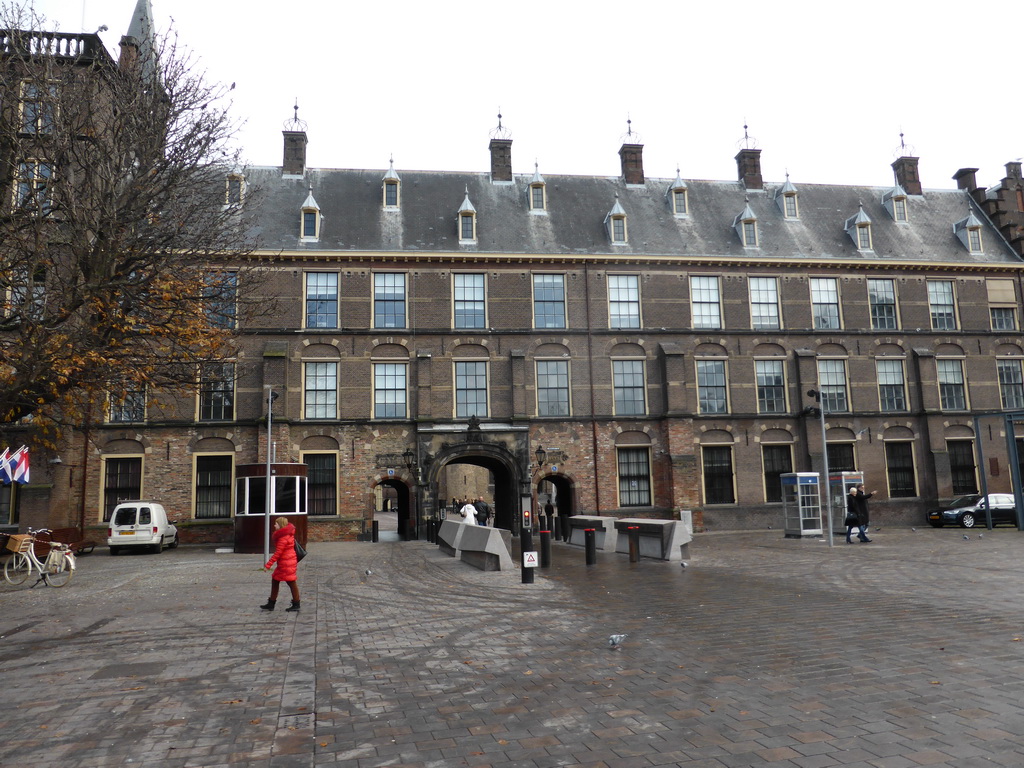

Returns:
583,262,601,512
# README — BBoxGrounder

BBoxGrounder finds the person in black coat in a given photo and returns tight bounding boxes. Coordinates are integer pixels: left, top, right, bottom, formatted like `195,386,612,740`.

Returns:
846,484,875,543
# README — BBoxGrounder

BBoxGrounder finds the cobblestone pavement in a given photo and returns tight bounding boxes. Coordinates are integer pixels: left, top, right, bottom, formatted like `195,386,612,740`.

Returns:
3,527,1024,767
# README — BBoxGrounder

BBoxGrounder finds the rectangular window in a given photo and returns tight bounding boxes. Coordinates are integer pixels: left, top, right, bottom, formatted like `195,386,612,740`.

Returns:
608,275,640,328
108,388,146,424
304,453,338,515
198,362,235,421
612,217,626,242
762,445,793,503
306,272,338,328
857,225,872,250
968,228,982,252
205,271,237,329
384,182,398,207
876,359,907,412
816,359,848,413
810,278,840,330
784,195,797,218
696,359,728,414
928,280,957,330
893,198,908,222
988,279,1017,331
673,189,688,215
749,277,780,330
690,275,722,329
195,455,232,519
373,362,407,419
948,440,977,496
743,221,757,247
997,359,1024,410
612,359,646,416
304,361,338,419
537,360,570,416
755,359,786,413
885,441,917,497
20,81,57,134
15,160,53,214
533,274,566,329
702,446,735,505
827,443,856,473
460,213,475,240
455,361,487,418
374,273,406,328
937,359,967,411
531,185,545,210
226,175,244,205
103,457,142,522
868,278,898,330
617,447,651,507
302,210,317,238
453,273,486,329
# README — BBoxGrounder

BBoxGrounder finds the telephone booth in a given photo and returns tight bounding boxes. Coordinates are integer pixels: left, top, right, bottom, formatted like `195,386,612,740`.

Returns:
781,472,822,538
232,463,308,553
829,471,864,532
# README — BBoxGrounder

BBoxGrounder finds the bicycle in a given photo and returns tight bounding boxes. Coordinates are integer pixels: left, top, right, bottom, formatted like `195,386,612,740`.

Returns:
3,528,76,587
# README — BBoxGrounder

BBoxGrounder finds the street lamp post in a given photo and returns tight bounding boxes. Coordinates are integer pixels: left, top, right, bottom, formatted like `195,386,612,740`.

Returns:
264,387,278,561
806,389,833,548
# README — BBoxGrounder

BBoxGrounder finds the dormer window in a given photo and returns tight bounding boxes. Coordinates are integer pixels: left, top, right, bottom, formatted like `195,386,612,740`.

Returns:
458,186,477,243
669,168,688,216
954,211,984,253
226,174,245,206
882,185,909,222
528,163,547,212
844,204,872,251
300,187,321,241
382,157,401,209
733,200,758,247
605,195,628,244
775,174,798,219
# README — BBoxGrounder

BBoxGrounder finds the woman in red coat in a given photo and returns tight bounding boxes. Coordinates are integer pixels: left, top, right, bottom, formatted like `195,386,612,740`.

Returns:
261,516,301,612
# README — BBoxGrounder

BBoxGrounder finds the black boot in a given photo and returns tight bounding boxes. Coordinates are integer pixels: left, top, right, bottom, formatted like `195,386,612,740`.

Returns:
285,600,301,612
260,599,276,611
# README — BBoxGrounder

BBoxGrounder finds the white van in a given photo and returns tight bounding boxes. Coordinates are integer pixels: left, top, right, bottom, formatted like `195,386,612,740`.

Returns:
107,501,179,555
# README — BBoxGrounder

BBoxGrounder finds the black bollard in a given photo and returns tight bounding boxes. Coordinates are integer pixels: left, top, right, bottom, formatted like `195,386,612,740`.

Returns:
371,519,379,543
521,530,535,584
584,528,596,566
560,515,570,542
539,530,551,568
628,526,640,563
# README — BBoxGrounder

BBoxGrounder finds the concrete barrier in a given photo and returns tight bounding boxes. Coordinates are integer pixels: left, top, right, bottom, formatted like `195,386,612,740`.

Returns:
614,514,692,561
438,520,514,571
566,515,619,551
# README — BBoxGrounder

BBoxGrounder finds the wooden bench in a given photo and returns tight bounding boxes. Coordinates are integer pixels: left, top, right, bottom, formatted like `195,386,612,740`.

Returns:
46,527,97,555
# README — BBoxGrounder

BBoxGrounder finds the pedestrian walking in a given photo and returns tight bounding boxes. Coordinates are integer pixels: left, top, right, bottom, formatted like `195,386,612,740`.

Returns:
461,501,479,525
261,516,301,612
846,484,875,543
475,496,491,526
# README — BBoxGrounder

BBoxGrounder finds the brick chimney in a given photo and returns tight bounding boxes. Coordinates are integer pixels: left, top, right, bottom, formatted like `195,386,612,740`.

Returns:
735,148,763,190
619,143,644,185
892,156,922,196
283,130,308,176
952,168,979,192
489,138,513,182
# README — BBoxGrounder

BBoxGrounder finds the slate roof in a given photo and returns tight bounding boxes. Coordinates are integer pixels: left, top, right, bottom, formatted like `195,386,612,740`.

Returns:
244,164,1022,265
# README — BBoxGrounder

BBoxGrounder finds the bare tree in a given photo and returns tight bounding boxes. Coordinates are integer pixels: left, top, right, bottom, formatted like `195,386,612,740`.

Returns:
0,4,265,429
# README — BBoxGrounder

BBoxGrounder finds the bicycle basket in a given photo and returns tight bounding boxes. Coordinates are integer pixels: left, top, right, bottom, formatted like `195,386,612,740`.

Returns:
5,534,33,554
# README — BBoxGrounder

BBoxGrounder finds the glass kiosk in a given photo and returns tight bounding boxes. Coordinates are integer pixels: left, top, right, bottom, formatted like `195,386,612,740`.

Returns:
781,472,822,538
233,463,308,553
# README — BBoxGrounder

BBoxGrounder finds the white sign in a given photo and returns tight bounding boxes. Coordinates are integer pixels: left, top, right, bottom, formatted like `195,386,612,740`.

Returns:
523,551,539,568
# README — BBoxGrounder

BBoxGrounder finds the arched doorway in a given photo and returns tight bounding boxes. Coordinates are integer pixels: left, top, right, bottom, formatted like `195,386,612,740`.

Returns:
374,478,413,540
426,442,525,534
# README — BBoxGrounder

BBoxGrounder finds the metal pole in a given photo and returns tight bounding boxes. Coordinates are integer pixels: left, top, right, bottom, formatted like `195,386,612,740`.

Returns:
263,387,273,561
820,407,833,548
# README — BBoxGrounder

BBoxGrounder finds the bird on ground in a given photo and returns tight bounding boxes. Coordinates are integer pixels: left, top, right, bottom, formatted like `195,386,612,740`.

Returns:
608,634,628,650
364,569,372,576
911,527,917,532
963,535,970,540
680,562,688,569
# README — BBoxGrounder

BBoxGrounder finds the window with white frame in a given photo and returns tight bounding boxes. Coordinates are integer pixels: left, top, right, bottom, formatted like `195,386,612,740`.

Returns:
198,362,235,421
690,275,722,330
936,358,967,411
810,278,840,330
530,183,546,211
459,212,476,242
672,188,688,215
762,444,793,503
533,274,566,329
303,453,338,515
455,361,488,418
885,441,917,497
195,455,233,519
868,278,898,330
927,280,957,330
304,361,338,419
816,359,848,413
453,273,486,329
988,279,1017,331
536,360,570,416
876,359,907,412
108,387,146,424
373,362,407,418
702,446,735,504
617,447,651,506
755,359,786,413
749,277,780,330
608,275,641,329
374,273,406,328
102,456,142,521
306,272,338,329
612,359,646,416
997,359,1024,410
696,359,728,414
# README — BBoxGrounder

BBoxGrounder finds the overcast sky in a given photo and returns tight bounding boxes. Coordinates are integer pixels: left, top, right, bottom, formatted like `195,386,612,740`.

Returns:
39,0,1024,190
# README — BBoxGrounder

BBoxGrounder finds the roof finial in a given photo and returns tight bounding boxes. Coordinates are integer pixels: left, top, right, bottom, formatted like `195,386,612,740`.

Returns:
284,99,308,132
893,129,915,159
489,108,512,140
737,120,758,150
619,115,642,145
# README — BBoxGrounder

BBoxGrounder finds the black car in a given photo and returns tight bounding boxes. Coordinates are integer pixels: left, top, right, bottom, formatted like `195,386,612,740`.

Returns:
927,493,1018,528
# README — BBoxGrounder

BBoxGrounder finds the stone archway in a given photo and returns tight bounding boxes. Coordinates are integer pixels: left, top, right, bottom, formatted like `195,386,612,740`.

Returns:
424,441,526,534
373,477,414,541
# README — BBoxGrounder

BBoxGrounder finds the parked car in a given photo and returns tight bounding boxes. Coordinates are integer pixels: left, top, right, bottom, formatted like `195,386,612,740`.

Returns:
107,501,179,554
927,493,1019,528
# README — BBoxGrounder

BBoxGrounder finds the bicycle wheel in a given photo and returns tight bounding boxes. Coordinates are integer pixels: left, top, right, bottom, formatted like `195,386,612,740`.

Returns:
4,552,31,585
43,555,73,587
